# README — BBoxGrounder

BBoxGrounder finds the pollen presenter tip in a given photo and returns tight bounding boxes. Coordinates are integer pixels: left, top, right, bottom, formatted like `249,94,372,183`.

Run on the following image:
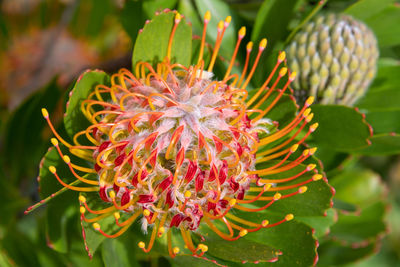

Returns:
41,108,49,118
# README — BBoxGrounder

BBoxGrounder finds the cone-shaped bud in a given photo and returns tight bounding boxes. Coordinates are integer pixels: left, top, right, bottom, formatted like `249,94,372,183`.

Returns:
286,13,378,106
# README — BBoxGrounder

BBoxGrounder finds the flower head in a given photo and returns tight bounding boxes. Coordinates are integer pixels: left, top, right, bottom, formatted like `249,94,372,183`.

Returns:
36,10,323,261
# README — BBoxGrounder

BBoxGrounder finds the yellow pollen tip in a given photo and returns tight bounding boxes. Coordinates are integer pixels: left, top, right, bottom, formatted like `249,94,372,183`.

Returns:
138,241,145,248
175,12,181,23
158,227,165,235
259,38,267,49
63,155,71,164
306,96,315,106
289,71,297,81
218,20,224,30
262,220,269,227
273,193,282,200
303,108,311,117
310,147,317,155
225,16,232,23
109,190,116,199
229,199,237,207
238,26,246,37
79,196,86,203
278,51,286,62
49,166,56,174
263,184,272,191
306,113,314,122
93,223,100,230
143,209,151,217
204,11,211,22
279,67,288,77
173,247,180,254
285,214,294,221
302,149,310,156
114,212,120,220
51,138,58,146
299,186,308,193
246,42,253,50
310,123,319,131
80,206,85,214
239,229,248,237
290,144,299,153
184,191,192,198
199,244,208,252
307,164,316,171
313,174,323,181
41,108,49,118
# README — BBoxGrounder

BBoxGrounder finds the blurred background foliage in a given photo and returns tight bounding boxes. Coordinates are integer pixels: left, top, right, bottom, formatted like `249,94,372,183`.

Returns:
0,0,400,266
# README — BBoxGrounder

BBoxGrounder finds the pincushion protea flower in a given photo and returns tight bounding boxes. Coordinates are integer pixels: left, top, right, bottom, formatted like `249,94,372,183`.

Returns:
32,11,324,262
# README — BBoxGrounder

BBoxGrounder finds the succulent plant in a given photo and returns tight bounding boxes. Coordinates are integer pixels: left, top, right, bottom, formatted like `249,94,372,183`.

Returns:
286,13,379,106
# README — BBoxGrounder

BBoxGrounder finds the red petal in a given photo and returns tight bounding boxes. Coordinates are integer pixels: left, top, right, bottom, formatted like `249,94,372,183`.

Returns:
218,160,228,184
184,160,198,183
229,177,239,192
114,153,126,167
98,141,111,153
121,190,131,206
145,132,158,150
195,171,205,192
132,169,148,187
212,136,223,154
138,194,155,203
165,189,175,207
99,186,109,202
158,174,173,192
208,164,218,182
170,214,185,228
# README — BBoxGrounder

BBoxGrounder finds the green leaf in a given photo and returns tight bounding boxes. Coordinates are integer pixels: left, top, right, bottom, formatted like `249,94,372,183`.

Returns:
119,1,146,44
357,87,400,112
0,250,14,267
0,168,27,226
132,11,192,68
296,208,337,238
79,192,118,256
251,0,301,85
354,133,400,155
313,145,349,172
198,226,281,263
364,110,400,134
245,215,318,267
330,201,386,244
178,0,203,36
46,202,77,253
310,105,372,151
194,0,236,59
252,0,299,48
64,70,110,139
143,0,178,18
318,240,377,266
318,168,388,265
2,79,61,184
344,0,395,21
254,160,333,217
331,169,385,208
362,4,400,47
355,62,400,134
102,236,140,267
171,255,222,267
37,146,79,253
